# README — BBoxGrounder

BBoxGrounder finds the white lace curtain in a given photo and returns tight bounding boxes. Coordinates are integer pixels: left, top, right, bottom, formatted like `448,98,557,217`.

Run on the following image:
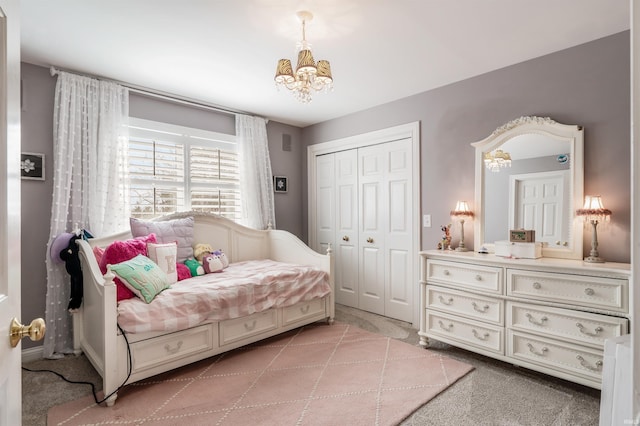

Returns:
236,114,276,229
43,71,130,358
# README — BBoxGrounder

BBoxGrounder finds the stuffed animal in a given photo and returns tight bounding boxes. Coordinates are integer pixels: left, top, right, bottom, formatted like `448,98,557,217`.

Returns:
202,253,224,273
193,243,214,263
213,249,229,268
184,258,205,277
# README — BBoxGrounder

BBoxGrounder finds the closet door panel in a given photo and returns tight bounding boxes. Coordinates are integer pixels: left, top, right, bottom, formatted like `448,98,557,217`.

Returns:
358,146,386,315
335,150,359,307
315,154,335,255
384,138,413,322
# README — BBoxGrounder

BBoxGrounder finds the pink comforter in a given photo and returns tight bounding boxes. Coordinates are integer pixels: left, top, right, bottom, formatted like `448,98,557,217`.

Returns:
116,259,331,334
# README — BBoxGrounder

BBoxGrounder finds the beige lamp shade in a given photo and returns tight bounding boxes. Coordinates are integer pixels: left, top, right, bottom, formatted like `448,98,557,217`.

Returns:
275,59,295,83
296,49,317,74
316,60,333,83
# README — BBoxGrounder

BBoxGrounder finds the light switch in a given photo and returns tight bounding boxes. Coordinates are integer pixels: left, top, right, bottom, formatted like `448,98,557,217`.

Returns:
423,214,431,228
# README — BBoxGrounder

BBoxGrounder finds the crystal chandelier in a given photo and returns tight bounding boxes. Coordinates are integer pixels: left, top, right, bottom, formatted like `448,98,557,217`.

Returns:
484,149,512,172
274,11,333,103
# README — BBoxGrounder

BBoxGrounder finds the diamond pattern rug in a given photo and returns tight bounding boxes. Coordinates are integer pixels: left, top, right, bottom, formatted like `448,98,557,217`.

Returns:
47,323,473,425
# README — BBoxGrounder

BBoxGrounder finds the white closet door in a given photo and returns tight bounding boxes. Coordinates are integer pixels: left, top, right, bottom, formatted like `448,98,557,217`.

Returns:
358,144,386,315
334,150,359,307
315,154,335,255
384,138,413,322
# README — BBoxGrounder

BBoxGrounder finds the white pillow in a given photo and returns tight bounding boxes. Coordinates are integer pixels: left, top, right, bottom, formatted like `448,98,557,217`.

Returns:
147,242,178,284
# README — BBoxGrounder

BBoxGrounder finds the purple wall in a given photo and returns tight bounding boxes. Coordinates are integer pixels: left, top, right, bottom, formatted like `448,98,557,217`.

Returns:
302,31,630,263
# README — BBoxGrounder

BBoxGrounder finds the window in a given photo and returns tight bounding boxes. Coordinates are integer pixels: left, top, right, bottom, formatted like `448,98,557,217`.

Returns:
128,118,241,221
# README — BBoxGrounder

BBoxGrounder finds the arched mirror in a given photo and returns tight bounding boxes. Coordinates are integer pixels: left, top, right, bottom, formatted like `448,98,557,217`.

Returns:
472,116,584,260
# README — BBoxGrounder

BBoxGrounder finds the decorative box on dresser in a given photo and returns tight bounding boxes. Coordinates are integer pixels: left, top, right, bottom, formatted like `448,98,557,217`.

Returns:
419,250,630,389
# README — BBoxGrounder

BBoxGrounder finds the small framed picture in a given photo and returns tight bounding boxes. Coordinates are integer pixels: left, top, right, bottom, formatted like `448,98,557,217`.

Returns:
274,176,288,193
21,152,45,181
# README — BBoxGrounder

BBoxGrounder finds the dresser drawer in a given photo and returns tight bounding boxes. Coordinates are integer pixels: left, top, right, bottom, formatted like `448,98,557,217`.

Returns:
426,311,503,354
130,324,216,372
427,285,503,325
507,269,628,313
427,259,502,294
507,330,604,383
219,310,278,346
506,302,629,348
282,298,327,326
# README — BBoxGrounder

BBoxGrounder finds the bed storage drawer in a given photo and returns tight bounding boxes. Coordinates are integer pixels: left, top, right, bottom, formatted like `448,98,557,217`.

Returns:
427,285,503,325
507,269,628,312
506,302,628,348
282,298,326,326
130,324,216,372
219,309,278,346
427,259,502,294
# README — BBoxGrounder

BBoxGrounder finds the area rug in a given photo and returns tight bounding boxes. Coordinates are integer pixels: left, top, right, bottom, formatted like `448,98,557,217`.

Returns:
48,322,473,426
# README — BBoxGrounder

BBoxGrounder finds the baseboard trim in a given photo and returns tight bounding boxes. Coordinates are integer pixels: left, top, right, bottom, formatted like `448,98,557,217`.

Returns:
22,346,43,363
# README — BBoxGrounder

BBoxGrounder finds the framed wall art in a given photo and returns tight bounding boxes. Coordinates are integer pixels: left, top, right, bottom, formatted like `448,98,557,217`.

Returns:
274,176,287,193
21,152,45,181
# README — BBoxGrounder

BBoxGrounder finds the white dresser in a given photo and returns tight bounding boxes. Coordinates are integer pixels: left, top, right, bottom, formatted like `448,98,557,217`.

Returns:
419,250,630,389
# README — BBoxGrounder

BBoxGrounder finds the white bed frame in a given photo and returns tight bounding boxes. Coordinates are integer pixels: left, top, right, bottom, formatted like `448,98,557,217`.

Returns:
73,211,334,406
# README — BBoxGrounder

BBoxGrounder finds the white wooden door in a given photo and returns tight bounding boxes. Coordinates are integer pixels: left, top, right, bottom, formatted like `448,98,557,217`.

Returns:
334,150,359,307
358,145,386,315
0,1,23,424
314,154,335,255
383,139,413,322
511,171,567,245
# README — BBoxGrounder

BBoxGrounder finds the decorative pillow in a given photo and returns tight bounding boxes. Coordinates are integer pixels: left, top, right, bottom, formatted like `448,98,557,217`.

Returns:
92,246,105,265
202,253,224,274
176,263,191,281
212,249,229,268
130,217,194,263
108,254,170,303
147,242,178,284
184,258,205,277
99,234,157,301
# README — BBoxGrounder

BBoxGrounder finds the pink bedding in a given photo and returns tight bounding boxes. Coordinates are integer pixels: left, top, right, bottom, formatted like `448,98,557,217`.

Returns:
116,259,331,334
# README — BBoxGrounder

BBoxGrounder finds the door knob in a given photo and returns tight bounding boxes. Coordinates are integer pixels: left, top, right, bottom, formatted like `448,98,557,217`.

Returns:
342,236,349,242
367,237,374,243
9,317,46,348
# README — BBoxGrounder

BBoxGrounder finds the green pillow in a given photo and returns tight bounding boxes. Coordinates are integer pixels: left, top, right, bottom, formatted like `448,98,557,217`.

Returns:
108,254,170,303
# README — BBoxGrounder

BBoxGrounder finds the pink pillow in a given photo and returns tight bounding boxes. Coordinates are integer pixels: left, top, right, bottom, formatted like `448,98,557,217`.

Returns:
176,263,191,281
99,234,157,301
92,246,105,265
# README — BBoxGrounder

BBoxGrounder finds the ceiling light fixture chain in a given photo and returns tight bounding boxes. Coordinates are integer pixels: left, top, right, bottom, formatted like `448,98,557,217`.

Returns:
274,10,333,103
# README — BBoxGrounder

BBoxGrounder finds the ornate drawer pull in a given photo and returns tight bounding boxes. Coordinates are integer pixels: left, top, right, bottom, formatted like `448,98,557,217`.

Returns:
438,295,454,305
472,302,489,313
526,313,548,326
438,320,453,332
475,275,483,281
367,237,374,243
342,236,349,242
244,320,257,331
164,340,183,354
527,343,548,356
532,282,542,290
576,323,603,336
472,329,489,341
576,354,603,371
443,269,450,276
584,288,595,296
300,304,311,314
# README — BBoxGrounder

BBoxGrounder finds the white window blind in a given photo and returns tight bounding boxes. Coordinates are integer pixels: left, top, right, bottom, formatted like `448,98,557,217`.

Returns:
128,118,240,220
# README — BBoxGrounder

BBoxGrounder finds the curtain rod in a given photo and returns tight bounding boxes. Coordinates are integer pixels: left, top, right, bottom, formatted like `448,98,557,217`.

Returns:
49,65,258,119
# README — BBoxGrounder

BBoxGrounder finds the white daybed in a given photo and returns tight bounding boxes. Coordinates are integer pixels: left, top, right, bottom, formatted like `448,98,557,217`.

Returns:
73,212,334,406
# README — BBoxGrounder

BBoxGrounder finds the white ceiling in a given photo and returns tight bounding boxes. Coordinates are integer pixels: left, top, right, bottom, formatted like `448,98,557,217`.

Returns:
20,0,630,128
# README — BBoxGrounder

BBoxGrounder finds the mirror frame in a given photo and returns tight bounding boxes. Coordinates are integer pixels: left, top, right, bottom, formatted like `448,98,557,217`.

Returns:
471,116,584,260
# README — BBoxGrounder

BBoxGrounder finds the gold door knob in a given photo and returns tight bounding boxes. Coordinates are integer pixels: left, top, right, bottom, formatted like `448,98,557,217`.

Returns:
10,318,46,348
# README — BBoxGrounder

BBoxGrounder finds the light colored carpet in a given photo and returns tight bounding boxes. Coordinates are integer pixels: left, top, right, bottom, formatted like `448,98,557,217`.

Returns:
47,322,473,425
